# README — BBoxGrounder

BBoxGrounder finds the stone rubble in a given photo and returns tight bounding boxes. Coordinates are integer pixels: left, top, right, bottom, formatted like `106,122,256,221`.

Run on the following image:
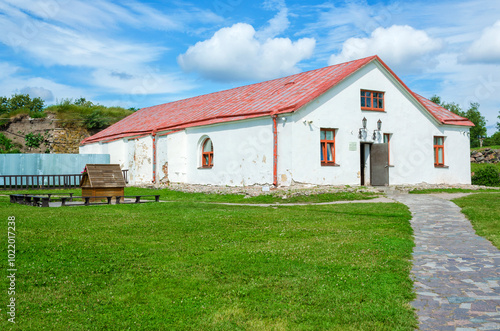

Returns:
470,148,500,164
133,182,499,197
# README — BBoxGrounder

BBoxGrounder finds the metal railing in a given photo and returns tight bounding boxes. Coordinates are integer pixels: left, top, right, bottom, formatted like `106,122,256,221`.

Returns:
0,170,129,190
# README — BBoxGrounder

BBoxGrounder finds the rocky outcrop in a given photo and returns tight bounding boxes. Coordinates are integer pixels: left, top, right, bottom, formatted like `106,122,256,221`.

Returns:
470,148,500,164
1,113,91,153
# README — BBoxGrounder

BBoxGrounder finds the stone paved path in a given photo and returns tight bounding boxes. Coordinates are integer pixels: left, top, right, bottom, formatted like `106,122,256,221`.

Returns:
390,194,500,331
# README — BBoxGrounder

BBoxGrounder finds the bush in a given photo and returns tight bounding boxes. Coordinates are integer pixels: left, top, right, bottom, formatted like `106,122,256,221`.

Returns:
0,133,20,153
84,109,110,130
472,164,500,186
25,132,45,148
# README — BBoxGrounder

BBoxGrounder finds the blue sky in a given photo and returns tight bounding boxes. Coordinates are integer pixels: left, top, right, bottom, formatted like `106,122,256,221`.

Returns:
1,0,499,133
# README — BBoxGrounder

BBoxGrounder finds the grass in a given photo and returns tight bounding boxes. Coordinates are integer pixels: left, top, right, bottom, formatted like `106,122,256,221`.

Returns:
471,145,500,152
1,187,379,204
453,193,500,249
409,188,499,194
0,194,416,330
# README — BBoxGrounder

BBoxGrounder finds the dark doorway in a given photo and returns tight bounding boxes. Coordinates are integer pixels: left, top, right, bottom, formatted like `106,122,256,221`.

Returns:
360,143,369,186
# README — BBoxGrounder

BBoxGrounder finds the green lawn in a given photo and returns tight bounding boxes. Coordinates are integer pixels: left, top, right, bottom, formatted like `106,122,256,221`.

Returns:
0,195,416,330
409,188,500,194
471,145,500,152
2,187,379,204
453,193,500,249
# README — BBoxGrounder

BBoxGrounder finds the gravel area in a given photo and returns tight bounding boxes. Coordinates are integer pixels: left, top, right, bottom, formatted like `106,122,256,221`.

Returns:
131,182,499,197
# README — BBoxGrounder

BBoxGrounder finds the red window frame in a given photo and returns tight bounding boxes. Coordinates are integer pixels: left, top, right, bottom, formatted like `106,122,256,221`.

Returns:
201,138,213,168
361,90,385,111
434,136,445,167
383,133,391,165
320,129,336,166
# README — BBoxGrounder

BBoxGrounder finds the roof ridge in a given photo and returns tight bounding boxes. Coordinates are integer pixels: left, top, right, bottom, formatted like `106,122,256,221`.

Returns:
141,55,379,110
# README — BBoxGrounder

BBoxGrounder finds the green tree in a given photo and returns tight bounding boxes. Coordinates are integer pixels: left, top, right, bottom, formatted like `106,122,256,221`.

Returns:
430,95,464,116
74,97,94,107
431,96,487,147
466,103,487,146
1,94,45,113
0,96,8,114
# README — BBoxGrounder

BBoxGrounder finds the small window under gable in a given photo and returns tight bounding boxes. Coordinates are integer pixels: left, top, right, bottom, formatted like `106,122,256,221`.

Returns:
201,137,213,168
361,90,384,111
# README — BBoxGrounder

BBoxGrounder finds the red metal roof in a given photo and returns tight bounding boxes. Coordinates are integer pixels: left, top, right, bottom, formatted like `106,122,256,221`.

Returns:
81,55,473,145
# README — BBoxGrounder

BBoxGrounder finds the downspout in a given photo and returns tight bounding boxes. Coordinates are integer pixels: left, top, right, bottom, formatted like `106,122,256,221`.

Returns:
272,115,278,187
152,130,157,184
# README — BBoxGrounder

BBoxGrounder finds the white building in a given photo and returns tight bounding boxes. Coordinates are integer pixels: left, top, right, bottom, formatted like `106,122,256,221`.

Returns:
80,56,474,187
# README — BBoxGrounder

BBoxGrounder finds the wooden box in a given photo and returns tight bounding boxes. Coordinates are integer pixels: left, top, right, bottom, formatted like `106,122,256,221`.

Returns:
80,164,126,202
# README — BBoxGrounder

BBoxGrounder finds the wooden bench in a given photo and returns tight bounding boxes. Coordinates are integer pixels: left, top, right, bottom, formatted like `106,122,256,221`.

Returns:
10,194,160,207
115,195,160,204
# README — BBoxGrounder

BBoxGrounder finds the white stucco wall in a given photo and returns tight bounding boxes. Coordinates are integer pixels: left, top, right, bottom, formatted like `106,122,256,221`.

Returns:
164,131,188,183
275,61,471,186
182,118,274,186
80,61,471,186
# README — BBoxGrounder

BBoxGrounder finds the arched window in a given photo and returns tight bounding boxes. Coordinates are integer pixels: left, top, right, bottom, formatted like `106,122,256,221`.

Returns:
201,138,213,168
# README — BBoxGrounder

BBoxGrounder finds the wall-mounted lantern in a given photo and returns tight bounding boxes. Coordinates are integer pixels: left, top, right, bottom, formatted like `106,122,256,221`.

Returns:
359,117,367,139
373,119,382,140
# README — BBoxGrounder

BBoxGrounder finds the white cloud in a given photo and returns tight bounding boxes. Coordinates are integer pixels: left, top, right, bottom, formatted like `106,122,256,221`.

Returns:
19,87,54,101
91,67,194,96
462,21,500,64
255,0,290,40
178,23,315,82
0,10,165,70
328,25,443,73
2,0,221,32
0,68,87,103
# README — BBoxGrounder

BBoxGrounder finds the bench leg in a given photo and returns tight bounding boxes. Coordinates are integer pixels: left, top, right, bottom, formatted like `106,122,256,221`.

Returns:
107,197,112,204
135,196,140,203
69,193,73,202
155,195,160,202
116,196,121,204
41,198,50,207
84,197,90,205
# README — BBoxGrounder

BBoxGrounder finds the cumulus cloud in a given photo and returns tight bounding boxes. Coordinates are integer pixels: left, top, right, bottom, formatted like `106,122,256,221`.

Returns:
328,25,443,73
19,86,54,101
462,21,500,64
178,23,315,82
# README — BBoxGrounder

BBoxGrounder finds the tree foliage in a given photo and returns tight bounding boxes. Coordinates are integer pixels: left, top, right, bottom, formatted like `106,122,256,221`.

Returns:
0,94,45,114
431,95,487,147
